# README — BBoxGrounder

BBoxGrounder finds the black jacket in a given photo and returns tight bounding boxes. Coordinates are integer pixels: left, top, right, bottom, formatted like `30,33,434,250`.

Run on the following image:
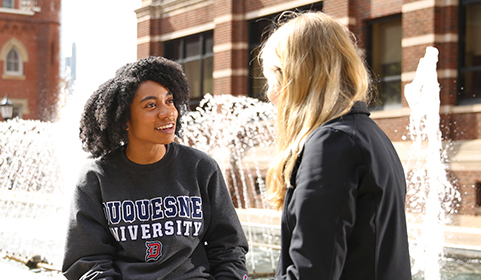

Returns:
274,102,412,279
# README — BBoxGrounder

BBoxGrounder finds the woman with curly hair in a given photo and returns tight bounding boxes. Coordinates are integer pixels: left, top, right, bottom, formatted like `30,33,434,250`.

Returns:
62,56,248,280
261,12,412,279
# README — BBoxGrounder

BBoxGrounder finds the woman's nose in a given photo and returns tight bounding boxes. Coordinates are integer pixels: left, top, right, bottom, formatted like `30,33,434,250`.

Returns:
158,105,176,118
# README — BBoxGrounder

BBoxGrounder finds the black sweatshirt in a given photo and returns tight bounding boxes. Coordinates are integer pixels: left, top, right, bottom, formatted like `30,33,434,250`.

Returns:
62,142,248,280
275,102,412,280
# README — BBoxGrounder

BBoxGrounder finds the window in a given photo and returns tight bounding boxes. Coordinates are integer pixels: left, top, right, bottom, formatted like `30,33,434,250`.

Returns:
248,2,323,99
458,0,481,104
248,17,274,100
12,104,22,119
21,0,37,10
5,47,23,76
1,39,28,79
476,182,481,207
367,15,402,110
164,31,213,109
3,0,14,8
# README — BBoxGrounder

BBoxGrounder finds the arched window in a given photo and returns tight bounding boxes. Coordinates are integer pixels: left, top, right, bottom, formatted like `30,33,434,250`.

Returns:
6,48,22,75
1,38,28,79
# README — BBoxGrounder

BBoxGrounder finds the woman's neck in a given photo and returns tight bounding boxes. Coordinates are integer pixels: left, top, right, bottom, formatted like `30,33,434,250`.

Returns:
125,144,167,165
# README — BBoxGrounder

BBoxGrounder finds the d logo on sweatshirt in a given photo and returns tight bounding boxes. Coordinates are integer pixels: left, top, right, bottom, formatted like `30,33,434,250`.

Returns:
145,241,162,262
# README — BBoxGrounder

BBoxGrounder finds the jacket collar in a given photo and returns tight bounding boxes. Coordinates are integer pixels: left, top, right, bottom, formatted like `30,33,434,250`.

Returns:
322,101,370,127
349,101,370,116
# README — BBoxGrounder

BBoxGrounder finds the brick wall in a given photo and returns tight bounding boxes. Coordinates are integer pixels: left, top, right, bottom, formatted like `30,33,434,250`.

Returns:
455,171,481,215
245,0,284,13
136,0,481,215
374,116,411,141
0,22,38,118
0,0,60,121
448,113,481,140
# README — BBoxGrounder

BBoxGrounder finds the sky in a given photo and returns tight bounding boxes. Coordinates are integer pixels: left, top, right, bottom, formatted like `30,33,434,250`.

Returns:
60,0,142,97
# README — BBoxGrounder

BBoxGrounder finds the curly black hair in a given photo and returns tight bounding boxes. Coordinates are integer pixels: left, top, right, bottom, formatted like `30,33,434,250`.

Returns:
79,56,190,158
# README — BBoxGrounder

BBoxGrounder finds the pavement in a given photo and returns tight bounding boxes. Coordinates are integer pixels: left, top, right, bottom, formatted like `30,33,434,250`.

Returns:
443,215,481,258
0,260,64,280
237,209,481,259
1,213,480,279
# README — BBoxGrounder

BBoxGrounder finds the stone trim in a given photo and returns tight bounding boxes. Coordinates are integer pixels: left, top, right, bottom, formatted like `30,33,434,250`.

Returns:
401,68,457,82
0,7,35,16
213,42,248,53
336,16,356,26
402,0,458,13
213,68,249,79
214,14,245,24
137,22,215,43
402,33,458,48
245,0,320,20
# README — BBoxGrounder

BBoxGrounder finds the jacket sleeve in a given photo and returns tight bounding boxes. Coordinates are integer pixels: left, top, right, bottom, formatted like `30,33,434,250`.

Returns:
202,163,249,280
275,128,366,280
62,168,121,280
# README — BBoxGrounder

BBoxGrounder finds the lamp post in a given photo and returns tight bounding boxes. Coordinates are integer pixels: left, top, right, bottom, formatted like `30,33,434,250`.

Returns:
0,95,14,121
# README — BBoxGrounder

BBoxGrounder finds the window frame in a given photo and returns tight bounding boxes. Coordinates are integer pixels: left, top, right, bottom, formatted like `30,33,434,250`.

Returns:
476,182,481,207
458,0,481,105
366,14,403,111
5,47,23,77
247,2,324,99
3,0,14,9
164,31,214,109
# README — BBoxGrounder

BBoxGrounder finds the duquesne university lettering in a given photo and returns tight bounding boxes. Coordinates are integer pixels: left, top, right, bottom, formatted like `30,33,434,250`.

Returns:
103,196,204,242
109,220,203,242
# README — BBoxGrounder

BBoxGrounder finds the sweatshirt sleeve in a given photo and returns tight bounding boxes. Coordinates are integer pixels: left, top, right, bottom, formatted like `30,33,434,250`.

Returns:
275,128,366,280
62,167,121,280
202,163,249,280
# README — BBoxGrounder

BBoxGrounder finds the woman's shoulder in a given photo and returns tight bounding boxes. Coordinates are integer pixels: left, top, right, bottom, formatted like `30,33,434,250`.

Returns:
306,120,354,144
171,142,218,165
307,106,373,144
78,148,122,177
172,141,204,154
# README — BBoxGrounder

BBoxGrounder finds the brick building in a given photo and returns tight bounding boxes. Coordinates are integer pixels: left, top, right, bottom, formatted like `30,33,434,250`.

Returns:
0,0,61,121
135,0,481,215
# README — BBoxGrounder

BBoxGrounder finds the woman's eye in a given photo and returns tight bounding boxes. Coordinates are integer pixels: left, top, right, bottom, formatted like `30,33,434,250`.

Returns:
145,102,156,108
167,98,174,104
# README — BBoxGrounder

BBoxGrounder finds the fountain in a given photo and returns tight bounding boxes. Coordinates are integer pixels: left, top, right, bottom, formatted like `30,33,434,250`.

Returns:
177,94,280,276
178,93,276,210
403,47,463,279
0,93,87,276
0,48,480,279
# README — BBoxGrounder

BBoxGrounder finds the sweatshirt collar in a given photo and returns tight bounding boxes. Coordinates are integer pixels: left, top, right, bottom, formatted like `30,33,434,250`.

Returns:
116,143,174,173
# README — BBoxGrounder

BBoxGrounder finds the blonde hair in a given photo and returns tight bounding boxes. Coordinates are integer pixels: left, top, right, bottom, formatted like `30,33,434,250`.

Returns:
260,12,371,210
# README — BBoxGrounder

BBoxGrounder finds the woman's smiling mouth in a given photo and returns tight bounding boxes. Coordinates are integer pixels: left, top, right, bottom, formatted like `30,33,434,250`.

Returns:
156,123,174,131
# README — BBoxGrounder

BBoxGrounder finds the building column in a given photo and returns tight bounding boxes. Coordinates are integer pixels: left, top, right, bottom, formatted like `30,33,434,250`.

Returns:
401,0,458,107
323,0,355,27
213,0,248,96
136,4,163,58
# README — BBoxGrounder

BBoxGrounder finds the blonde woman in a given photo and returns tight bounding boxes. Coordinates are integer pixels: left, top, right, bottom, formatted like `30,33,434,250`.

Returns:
261,12,412,279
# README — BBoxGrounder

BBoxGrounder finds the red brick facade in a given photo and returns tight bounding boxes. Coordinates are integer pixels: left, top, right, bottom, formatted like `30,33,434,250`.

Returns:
136,0,481,215
0,0,61,121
